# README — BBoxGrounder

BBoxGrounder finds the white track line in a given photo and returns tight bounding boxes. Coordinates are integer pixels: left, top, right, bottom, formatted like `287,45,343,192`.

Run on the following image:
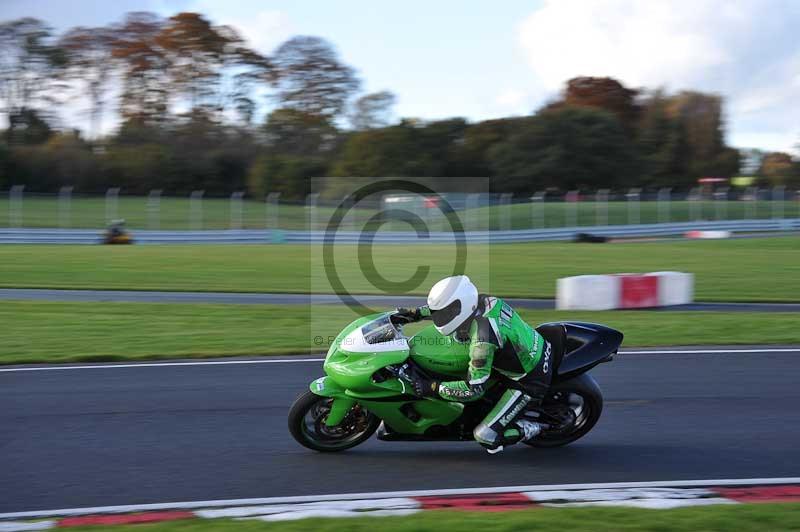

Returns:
1,348,799,373
1,477,798,520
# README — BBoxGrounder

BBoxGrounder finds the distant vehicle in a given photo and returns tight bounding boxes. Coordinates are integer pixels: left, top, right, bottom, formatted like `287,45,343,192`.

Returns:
289,312,622,452
103,220,133,245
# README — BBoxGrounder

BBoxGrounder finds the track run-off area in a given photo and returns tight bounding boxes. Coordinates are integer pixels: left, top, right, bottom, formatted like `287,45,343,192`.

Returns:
2,346,799,513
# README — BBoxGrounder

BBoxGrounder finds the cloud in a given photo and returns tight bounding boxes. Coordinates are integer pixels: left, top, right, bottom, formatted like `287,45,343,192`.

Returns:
518,0,800,152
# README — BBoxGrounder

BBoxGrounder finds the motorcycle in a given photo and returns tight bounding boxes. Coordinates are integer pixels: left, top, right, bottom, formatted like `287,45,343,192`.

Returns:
289,311,623,452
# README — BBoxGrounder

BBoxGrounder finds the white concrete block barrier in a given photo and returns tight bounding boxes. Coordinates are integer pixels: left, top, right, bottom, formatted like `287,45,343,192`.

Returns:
556,272,694,310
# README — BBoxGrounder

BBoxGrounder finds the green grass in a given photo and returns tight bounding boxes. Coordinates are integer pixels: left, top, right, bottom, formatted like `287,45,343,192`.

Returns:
2,301,799,364
0,196,376,230
60,503,800,532
1,195,798,229
0,237,798,301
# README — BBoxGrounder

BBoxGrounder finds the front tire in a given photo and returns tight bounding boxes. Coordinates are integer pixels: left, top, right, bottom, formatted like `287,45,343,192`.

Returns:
523,373,603,448
288,391,379,452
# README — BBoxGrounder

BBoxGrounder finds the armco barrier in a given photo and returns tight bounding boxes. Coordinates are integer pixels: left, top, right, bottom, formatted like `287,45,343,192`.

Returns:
0,218,797,244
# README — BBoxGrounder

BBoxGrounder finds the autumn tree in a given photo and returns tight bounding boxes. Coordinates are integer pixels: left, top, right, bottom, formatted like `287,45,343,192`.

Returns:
0,18,66,144
59,26,117,138
111,12,168,125
155,13,271,120
272,36,360,120
665,91,739,179
562,76,640,134
350,91,396,130
758,152,796,187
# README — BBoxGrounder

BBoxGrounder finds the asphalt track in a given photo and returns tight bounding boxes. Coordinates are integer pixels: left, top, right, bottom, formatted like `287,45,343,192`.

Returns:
2,288,800,312
2,347,800,513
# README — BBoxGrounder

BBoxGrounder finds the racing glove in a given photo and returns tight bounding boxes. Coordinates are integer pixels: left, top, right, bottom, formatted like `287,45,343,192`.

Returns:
393,307,423,324
396,363,439,398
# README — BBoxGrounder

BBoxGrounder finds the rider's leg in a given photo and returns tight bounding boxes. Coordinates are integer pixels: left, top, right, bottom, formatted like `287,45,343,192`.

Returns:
473,388,532,453
474,341,555,453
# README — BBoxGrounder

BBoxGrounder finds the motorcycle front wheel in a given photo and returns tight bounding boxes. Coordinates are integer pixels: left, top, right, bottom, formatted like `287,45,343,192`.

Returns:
288,391,380,452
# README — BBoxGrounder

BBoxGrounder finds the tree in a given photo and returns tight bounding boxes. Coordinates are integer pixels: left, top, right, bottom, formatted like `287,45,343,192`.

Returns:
487,107,637,194
263,108,339,157
350,91,396,130
637,90,686,187
665,91,730,179
0,18,66,141
758,152,795,187
111,12,168,125
59,26,117,138
446,118,520,178
4,108,53,145
561,76,640,134
272,36,360,120
331,120,443,177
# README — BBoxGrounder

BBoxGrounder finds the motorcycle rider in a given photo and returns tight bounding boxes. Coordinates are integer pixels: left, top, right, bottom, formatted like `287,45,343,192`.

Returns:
393,275,553,453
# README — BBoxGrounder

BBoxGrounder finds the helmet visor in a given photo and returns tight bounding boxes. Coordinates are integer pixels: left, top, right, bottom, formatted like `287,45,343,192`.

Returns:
430,300,462,328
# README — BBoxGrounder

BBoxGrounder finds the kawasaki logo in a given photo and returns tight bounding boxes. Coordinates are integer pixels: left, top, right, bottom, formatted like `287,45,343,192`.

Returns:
499,398,528,426
542,343,551,374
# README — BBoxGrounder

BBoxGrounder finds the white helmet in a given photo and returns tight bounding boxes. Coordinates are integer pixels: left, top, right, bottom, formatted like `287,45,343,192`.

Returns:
427,275,479,336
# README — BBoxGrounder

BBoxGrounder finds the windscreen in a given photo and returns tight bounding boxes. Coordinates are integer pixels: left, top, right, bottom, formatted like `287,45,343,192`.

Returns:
361,315,400,345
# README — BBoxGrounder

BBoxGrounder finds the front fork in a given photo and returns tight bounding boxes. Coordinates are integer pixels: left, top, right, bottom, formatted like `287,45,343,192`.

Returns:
325,397,356,426
311,376,356,427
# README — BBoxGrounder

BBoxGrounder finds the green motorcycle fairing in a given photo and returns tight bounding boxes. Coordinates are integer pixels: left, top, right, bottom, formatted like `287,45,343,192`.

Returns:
310,313,471,433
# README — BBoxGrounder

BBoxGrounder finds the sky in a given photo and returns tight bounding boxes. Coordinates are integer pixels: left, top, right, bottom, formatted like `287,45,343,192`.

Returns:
2,0,800,153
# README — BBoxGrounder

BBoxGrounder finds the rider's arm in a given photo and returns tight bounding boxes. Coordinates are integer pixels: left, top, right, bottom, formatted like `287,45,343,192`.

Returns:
437,318,497,402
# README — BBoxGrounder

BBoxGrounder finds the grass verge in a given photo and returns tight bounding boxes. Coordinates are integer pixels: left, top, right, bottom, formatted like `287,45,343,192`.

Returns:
1,301,799,365
61,503,800,532
2,196,797,230
0,237,798,301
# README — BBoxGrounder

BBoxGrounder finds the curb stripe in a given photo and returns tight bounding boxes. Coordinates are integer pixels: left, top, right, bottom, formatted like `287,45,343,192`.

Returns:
57,512,194,527
4,482,800,527
3,478,799,520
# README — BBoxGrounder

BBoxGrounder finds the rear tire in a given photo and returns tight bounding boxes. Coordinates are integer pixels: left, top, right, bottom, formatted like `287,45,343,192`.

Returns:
523,373,603,448
288,391,379,452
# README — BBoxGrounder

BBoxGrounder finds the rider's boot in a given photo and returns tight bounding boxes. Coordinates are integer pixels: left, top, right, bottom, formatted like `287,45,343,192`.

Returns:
516,419,543,441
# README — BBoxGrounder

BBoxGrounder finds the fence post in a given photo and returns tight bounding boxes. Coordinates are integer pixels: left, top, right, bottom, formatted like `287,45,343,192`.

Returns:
230,191,245,229
190,190,204,230
626,188,640,225
147,189,161,230
531,191,545,229
105,187,120,223
565,190,579,227
657,187,671,224
715,187,729,221
9,185,24,228
688,187,701,221
58,186,73,228
745,186,757,219
266,192,280,229
499,193,512,231
595,189,609,226
306,193,319,232
772,186,785,219
465,193,481,232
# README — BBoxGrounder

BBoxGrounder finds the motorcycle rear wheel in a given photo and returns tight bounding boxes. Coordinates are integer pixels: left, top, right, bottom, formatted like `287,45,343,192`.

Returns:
288,391,380,452
522,373,603,448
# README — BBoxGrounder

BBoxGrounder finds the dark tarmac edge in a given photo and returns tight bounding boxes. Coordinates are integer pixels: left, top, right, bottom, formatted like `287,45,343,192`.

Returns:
1,288,799,312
